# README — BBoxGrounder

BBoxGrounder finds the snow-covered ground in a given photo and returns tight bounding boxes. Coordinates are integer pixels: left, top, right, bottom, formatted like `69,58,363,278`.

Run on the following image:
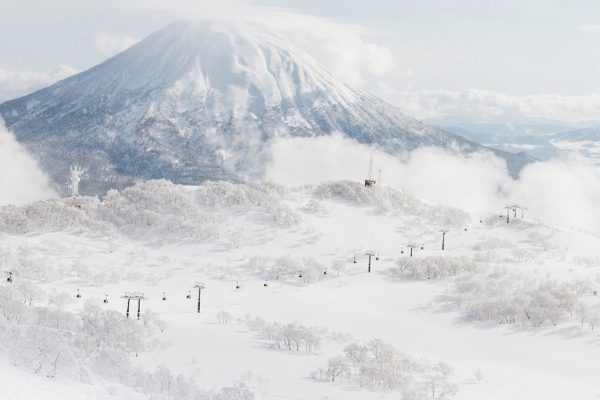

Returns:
1,180,600,399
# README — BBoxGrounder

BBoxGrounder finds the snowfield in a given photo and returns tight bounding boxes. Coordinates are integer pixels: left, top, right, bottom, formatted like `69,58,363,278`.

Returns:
1,179,600,399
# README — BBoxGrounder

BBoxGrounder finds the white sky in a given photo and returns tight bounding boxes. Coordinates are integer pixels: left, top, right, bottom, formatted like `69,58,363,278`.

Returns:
1,0,600,121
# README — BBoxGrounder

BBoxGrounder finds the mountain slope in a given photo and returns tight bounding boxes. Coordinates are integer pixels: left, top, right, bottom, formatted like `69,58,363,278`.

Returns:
0,20,531,194
547,126,600,165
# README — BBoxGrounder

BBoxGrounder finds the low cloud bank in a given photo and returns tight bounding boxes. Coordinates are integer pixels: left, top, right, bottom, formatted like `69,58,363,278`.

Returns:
393,89,600,123
0,119,56,206
0,66,77,103
266,133,600,235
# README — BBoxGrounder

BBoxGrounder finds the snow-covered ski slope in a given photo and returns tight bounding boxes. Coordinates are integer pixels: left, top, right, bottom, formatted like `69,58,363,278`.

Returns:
1,180,600,399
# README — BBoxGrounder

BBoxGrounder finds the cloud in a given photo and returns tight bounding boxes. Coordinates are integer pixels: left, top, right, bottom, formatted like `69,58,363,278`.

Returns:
266,134,600,236
94,33,140,57
508,155,600,235
107,0,401,90
0,65,77,102
259,13,397,88
392,89,600,122
0,119,57,206
266,133,509,213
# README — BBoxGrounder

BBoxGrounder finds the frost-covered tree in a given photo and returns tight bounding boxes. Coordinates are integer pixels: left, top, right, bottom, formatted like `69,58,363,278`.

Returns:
0,180,300,242
243,315,327,353
396,256,478,281
0,284,236,400
314,181,469,227
313,339,458,398
216,310,233,324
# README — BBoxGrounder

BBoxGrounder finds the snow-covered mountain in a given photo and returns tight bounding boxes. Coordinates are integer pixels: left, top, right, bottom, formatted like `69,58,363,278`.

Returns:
0,20,531,194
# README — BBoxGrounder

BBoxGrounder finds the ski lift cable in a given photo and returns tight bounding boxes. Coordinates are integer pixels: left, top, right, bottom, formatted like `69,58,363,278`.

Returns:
12,237,596,317
2,267,368,316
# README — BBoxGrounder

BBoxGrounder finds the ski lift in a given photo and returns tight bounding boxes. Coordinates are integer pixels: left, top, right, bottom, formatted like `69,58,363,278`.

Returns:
76,289,81,299
6,272,13,283
103,294,108,304
186,290,192,299
162,292,167,301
